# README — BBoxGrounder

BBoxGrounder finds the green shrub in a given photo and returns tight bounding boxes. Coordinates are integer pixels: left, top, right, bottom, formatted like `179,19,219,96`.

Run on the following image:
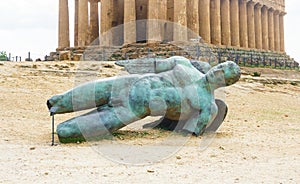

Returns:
0,51,7,61
252,71,261,77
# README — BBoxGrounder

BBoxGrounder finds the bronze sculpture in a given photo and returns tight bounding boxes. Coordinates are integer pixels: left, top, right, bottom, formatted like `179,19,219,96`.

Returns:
47,56,240,142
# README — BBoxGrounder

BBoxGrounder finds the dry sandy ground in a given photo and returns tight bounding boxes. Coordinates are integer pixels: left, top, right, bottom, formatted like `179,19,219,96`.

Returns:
0,61,299,183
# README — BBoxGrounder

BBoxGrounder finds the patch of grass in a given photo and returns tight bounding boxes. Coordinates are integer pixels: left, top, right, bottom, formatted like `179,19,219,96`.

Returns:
290,81,298,86
252,71,261,77
58,137,86,144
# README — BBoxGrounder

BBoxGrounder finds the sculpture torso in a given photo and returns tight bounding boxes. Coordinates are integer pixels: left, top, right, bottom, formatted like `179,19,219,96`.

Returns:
127,62,216,121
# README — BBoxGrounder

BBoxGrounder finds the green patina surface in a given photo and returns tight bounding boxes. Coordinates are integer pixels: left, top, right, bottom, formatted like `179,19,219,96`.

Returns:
47,56,241,143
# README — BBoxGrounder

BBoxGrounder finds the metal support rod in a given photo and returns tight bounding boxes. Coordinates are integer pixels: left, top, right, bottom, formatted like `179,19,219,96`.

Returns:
51,113,55,146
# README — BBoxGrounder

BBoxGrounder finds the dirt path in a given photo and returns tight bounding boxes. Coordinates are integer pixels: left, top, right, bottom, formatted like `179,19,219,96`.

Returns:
0,61,299,183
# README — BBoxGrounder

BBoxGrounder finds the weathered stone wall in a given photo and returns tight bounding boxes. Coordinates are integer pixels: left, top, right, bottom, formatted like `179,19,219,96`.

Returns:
53,42,298,69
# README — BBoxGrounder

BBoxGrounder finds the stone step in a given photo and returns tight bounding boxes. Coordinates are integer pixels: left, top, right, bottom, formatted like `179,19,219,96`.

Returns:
52,42,298,69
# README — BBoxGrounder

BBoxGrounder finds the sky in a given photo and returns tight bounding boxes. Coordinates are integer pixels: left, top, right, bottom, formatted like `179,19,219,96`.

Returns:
0,0,299,62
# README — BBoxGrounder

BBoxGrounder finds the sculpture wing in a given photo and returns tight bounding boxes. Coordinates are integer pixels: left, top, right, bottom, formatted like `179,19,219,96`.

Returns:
115,58,212,74
115,58,156,74
190,60,211,74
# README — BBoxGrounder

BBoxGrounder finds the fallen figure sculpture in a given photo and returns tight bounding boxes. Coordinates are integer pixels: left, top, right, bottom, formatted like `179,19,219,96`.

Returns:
47,56,241,142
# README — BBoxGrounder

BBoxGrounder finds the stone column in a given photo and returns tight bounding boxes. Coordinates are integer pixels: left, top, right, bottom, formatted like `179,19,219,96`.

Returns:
113,0,124,45
230,0,240,47
159,0,168,41
274,10,280,52
159,0,168,21
58,0,70,48
173,0,187,41
74,0,79,47
254,3,262,49
239,0,248,48
221,0,231,45
101,0,113,45
148,0,160,42
199,0,211,43
210,0,221,45
261,6,269,50
247,1,255,49
166,0,174,42
78,0,88,47
279,12,285,52
90,0,99,45
268,8,274,51
124,0,136,44
187,0,199,39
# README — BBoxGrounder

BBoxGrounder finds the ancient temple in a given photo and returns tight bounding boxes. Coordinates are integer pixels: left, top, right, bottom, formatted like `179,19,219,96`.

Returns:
57,0,288,61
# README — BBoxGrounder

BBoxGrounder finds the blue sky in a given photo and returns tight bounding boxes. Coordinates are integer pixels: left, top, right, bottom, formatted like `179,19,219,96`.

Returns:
0,0,299,62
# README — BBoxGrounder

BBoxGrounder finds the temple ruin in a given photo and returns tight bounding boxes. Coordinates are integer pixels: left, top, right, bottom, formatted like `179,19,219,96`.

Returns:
55,0,296,66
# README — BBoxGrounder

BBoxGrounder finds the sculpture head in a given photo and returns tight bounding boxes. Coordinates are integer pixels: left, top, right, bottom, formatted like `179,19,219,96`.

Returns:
206,61,241,89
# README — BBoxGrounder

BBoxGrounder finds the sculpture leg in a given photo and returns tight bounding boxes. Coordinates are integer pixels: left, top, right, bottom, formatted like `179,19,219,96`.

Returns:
57,105,140,143
143,99,228,133
205,99,228,132
47,76,139,114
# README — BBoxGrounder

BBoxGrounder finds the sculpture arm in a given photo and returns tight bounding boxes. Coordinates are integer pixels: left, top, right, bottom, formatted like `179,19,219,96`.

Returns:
183,103,218,136
183,86,218,135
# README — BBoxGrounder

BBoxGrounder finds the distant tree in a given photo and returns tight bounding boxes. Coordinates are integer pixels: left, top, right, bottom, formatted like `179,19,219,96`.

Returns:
0,51,7,61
